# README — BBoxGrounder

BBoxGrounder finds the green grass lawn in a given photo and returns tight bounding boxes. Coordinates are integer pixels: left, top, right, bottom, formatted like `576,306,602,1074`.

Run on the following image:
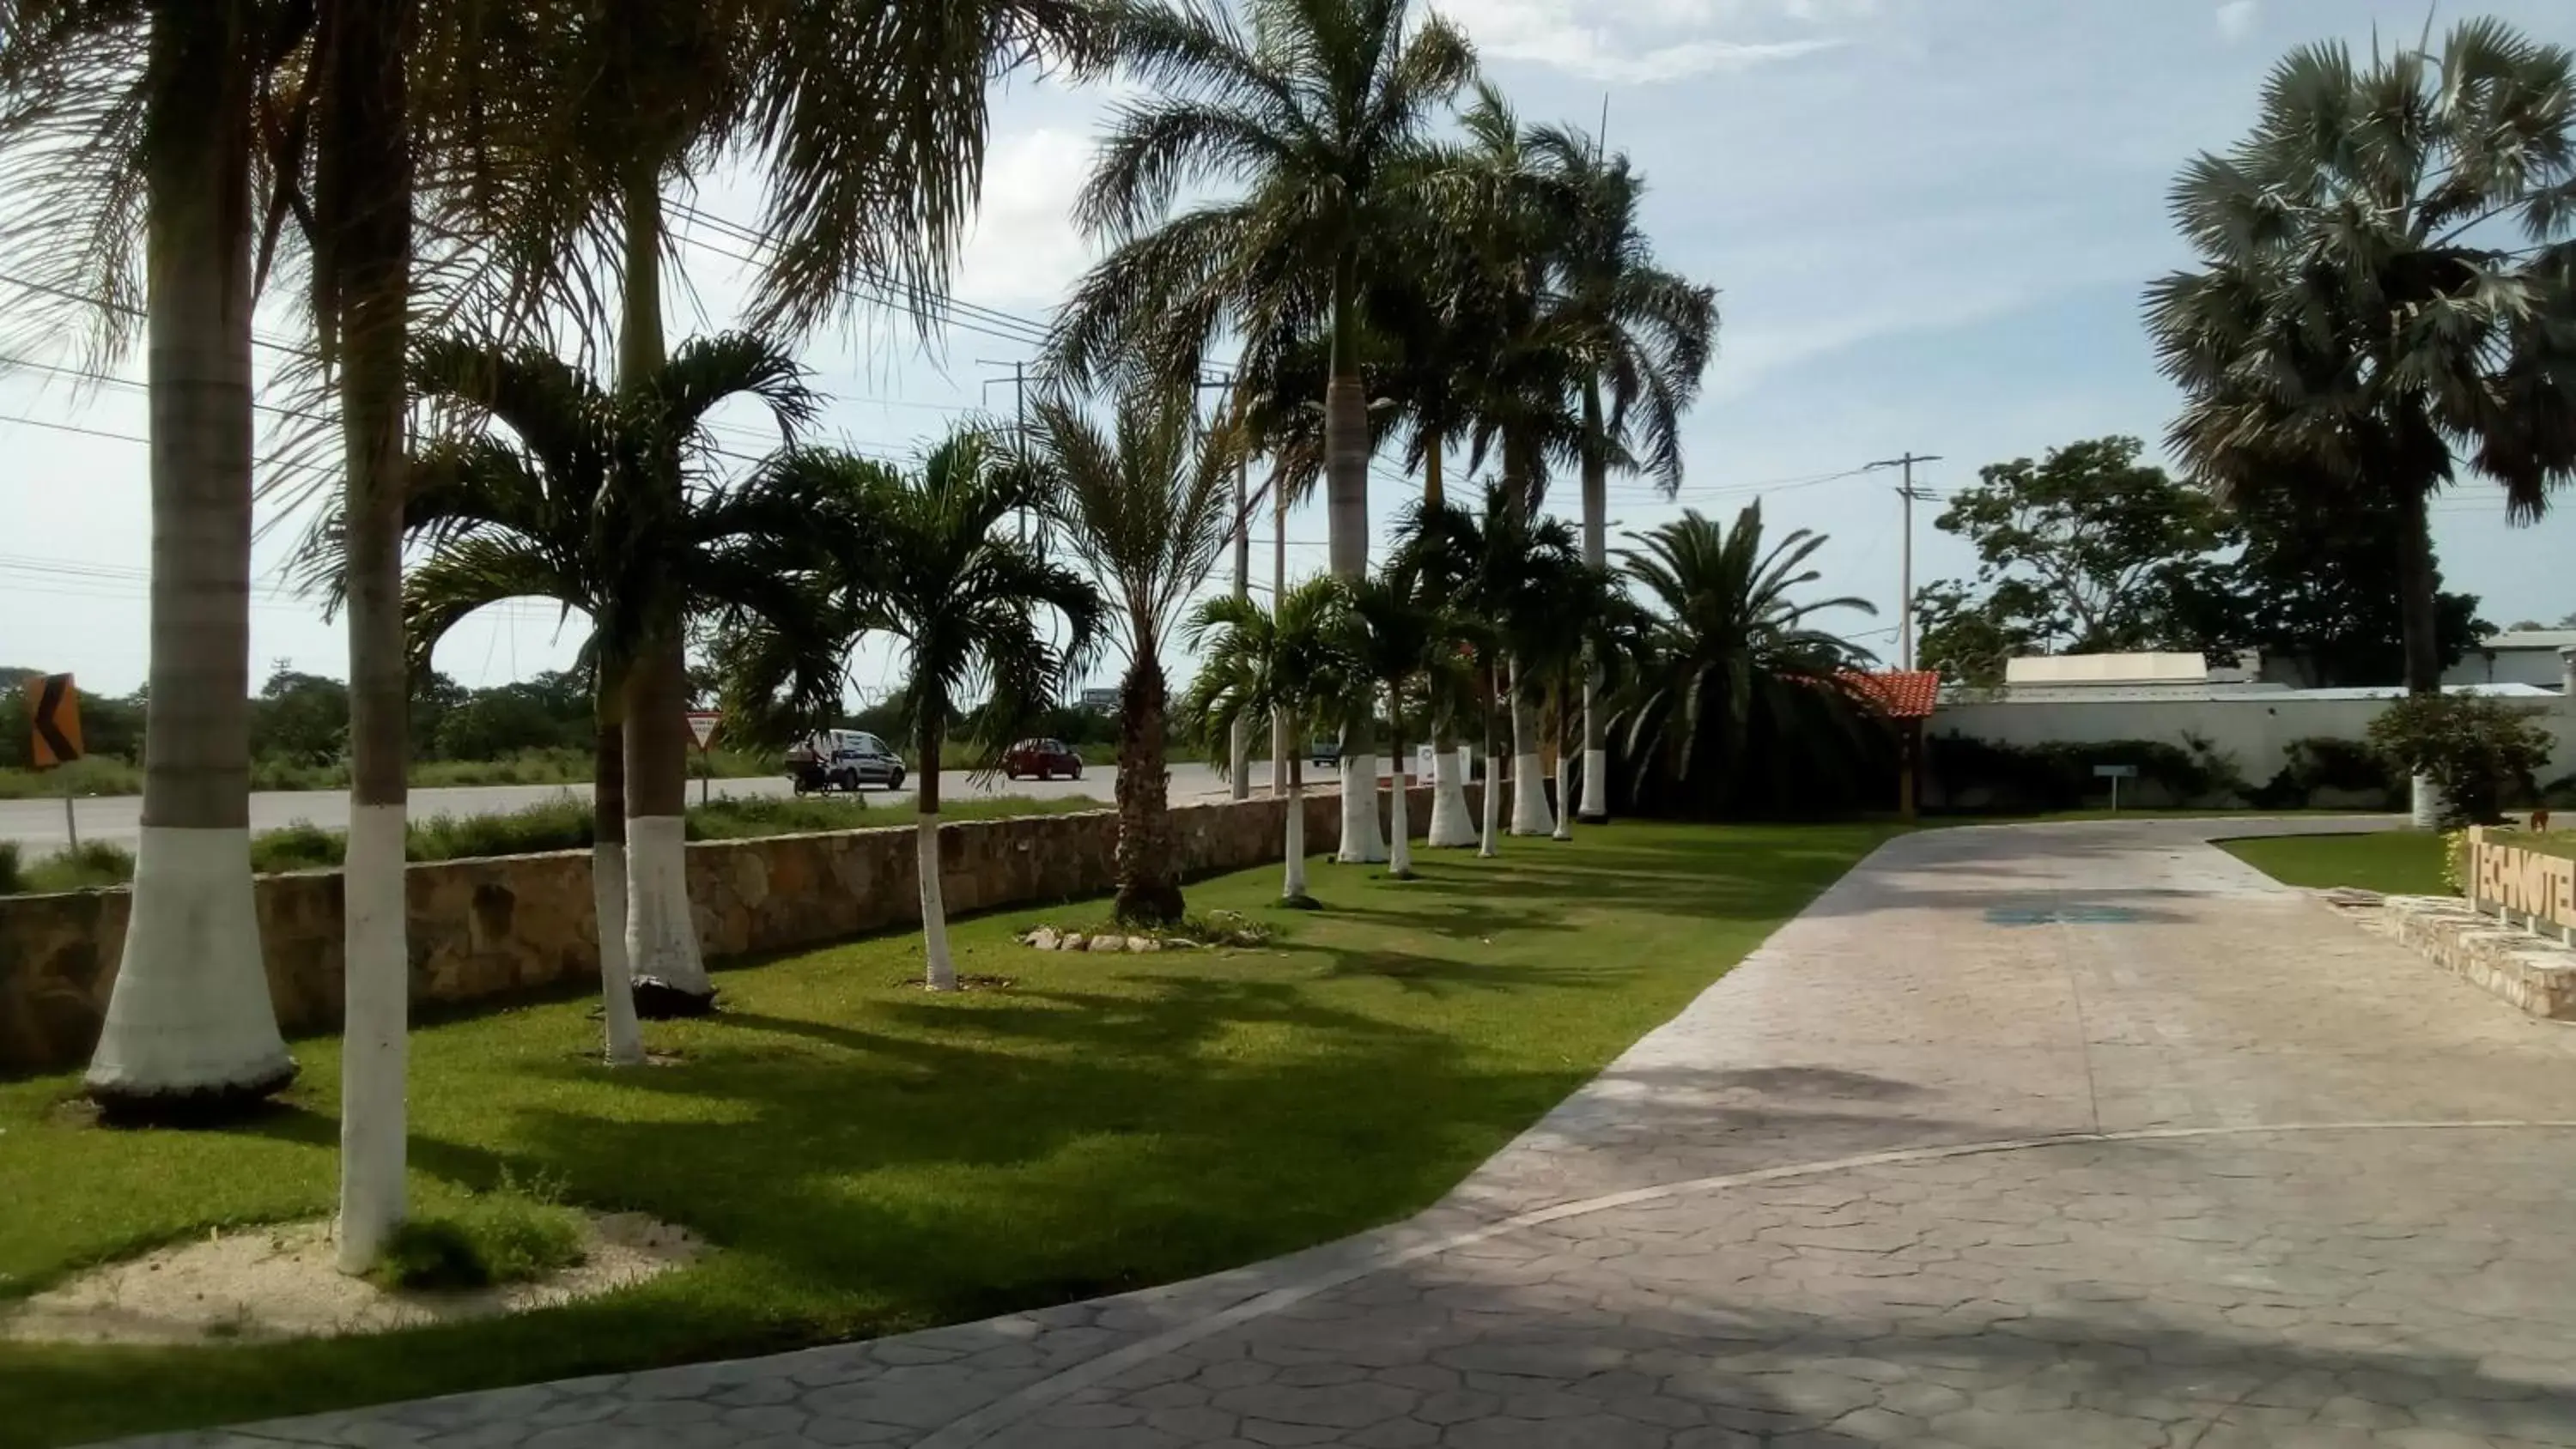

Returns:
2217,830,2451,895
0,820,1898,1448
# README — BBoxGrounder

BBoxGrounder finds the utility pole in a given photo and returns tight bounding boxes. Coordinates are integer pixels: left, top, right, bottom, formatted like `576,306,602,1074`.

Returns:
1865,453,1941,670
978,360,1032,543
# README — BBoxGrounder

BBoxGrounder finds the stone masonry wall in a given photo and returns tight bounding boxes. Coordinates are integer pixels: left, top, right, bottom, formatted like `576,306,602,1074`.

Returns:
0,786,1449,1076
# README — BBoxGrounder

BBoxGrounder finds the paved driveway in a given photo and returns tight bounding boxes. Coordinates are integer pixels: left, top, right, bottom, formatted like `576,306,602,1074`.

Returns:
113,819,2576,1448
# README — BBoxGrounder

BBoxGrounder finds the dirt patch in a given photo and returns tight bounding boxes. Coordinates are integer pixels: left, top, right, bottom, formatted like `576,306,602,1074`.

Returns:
3,1212,702,1346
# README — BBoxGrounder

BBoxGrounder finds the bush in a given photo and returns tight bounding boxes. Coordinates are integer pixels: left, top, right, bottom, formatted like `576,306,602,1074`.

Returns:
248,821,347,873
409,797,596,861
0,840,19,895
21,840,137,892
1924,735,2249,813
370,1177,586,1293
2366,694,2555,827
2251,737,2404,809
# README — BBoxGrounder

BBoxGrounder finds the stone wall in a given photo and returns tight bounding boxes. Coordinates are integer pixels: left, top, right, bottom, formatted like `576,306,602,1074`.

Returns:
0,787,1449,1076
2382,894,2576,1020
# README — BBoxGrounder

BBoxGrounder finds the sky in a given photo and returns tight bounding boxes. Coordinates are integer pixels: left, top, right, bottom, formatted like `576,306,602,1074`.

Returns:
8,0,2576,700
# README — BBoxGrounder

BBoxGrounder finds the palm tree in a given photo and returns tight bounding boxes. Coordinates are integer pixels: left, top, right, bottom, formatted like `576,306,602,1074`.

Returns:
1335,561,1460,879
1616,505,1880,816
1186,579,1353,905
1399,482,1583,853
1524,125,1716,823
1,4,299,1116
440,0,1098,1007
1053,0,1476,862
2145,18,2576,716
1516,559,1652,841
1026,389,1239,925
304,332,820,1026
761,432,1103,989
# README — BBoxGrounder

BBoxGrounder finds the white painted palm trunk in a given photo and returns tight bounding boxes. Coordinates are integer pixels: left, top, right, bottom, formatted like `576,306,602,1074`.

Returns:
1387,741,1414,876
1283,785,1309,897
1508,686,1554,836
1428,743,1478,848
1479,754,1503,858
337,804,408,1271
1552,756,1576,841
624,815,709,1000
1580,747,1609,822
591,842,643,1064
1337,753,1386,863
917,817,956,991
2411,773,2445,829
84,827,295,1102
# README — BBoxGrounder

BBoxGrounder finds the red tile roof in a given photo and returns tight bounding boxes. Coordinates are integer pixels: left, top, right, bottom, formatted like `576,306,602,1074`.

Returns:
1840,670,1941,719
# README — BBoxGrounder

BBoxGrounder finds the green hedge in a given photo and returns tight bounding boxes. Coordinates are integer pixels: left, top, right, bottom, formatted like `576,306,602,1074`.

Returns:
1926,735,2250,813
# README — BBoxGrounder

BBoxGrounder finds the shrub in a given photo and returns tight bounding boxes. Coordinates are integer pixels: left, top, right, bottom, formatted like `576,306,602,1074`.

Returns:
409,797,595,861
368,1173,586,1293
2366,694,2555,827
2441,828,2469,896
0,840,18,894
21,840,137,893
1924,736,2248,813
248,821,346,873
2252,737,2404,809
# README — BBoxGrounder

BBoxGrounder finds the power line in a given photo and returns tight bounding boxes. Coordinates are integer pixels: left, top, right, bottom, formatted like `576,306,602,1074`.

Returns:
671,202,1058,345
665,205,1054,352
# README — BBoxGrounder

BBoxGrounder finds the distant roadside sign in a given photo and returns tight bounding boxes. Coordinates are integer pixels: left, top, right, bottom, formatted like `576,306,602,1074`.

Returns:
27,673,81,767
2093,764,2138,779
685,711,720,751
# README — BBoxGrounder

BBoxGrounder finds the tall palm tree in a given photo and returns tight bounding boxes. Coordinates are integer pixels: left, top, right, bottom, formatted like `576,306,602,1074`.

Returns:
1616,505,1880,816
2,3,299,1116
1516,558,1651,841
443,0,1097,1005
1524,124,1716,823
1053,0,1476,861
2145,18,2576,712
1026,389,1239,925
762,433,1103,990
1186,579,1353,905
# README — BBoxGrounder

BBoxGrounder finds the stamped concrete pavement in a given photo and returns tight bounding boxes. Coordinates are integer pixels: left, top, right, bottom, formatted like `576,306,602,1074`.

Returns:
112,819,2576,1449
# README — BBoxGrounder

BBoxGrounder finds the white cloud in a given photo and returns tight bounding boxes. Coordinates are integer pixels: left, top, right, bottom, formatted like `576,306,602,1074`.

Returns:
1437,0,1860,84
951,127,1100,308
2215,1,2257,45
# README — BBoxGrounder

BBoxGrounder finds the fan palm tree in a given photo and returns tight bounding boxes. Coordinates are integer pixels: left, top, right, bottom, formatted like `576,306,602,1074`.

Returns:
1026,389,1240,925
758,432,1103,989
1616,505,1880,815
1,3,301,1117
2145,18,2576,708
1525,125,1716,823
437,0,1098,1006
1186,579,1354,905
1052,0,1476,861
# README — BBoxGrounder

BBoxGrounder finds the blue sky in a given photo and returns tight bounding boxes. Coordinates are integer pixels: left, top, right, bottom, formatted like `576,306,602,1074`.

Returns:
8,0,2576,695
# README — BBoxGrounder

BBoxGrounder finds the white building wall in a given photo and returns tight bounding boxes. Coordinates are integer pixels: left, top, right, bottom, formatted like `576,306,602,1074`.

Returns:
1934,691,2576,787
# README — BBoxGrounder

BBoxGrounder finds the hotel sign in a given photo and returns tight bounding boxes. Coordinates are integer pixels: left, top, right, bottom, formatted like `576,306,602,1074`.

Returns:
2467,827,2576,939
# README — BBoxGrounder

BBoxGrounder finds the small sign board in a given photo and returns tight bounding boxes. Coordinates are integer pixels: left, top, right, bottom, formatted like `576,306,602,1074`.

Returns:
26,673,81,767
684,711,720,751
2093,764,2138,779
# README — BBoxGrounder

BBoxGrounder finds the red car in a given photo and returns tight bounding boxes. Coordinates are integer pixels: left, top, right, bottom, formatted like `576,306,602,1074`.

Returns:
1002,737,1084,781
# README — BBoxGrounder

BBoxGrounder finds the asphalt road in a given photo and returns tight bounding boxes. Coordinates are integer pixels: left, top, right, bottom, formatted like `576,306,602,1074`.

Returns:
2,762,1236,856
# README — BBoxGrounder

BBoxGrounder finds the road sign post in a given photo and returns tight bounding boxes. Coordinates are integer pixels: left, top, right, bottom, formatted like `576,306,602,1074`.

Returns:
2093,762,2138,814
26,673,83,849
685,711,721,806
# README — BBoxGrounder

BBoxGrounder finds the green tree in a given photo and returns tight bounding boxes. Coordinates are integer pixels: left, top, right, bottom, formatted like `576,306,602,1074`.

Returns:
2369,694,2554,827
751,433,1103,988
1615,504,1881,817
1333,561,1462,878
1052,0,1477,855
251,666,353,767
347,330,820,1040
1932,437,2237,657
2145,19,2576,695
1026,389,1239,925
1185,578,1355,906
